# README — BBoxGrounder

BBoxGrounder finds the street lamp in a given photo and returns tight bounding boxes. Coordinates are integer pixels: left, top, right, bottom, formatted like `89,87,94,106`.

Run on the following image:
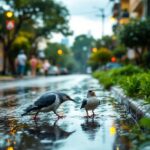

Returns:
5,11,14,18
5,10,15,30
57,49,63,55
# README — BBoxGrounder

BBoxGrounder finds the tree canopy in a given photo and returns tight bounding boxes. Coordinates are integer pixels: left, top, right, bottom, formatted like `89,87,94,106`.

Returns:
45,42,77,72
0,0,72,74
118,19,150,66
71,34,95,72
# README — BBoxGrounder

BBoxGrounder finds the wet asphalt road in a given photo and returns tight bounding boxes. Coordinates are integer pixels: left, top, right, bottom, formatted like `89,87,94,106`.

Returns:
0,75,138,150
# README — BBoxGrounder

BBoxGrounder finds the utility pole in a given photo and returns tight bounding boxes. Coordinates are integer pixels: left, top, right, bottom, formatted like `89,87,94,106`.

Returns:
99,8,105,37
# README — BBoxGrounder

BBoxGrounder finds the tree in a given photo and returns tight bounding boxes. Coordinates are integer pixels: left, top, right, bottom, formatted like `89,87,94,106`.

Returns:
88,48,112,70
118,19,150,66
96,35,116,50
0,0,71,74
45,43,77,72
71,34,95,72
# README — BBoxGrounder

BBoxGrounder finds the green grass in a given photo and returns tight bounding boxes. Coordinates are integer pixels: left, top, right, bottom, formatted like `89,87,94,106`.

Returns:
93,65,150,103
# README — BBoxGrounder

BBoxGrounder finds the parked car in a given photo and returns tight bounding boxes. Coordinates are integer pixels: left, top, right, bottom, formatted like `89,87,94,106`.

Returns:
48,66,60,75
59,67,69,75
97,62,122,71
105,62,122,70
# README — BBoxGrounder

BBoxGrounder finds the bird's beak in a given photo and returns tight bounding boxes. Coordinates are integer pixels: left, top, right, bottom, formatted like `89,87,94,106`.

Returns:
69,98,76,102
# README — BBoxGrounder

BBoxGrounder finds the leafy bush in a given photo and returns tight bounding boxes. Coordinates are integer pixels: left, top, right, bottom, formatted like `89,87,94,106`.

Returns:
110,64,143,76
139,73,150,99
89,48,112,65
120,75,141,97
93,65,150,103
93,71,114,89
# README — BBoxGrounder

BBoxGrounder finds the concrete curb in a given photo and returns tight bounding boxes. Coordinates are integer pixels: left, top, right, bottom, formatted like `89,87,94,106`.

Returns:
111,86,150,120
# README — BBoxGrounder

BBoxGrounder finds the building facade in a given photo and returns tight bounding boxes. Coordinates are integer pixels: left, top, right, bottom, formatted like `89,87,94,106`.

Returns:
112,0,150,22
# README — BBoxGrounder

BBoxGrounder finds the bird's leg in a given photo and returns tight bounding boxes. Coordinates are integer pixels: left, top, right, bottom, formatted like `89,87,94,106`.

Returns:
92,110,95,117
53,111,64,119
33,111,39,120
86,110,90,118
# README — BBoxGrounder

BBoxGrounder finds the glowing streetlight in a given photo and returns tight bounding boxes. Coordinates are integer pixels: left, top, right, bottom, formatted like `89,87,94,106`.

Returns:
57,49,63,55
110,16,117,24
5,11,14,18
111,56,116,62
92,48,98,53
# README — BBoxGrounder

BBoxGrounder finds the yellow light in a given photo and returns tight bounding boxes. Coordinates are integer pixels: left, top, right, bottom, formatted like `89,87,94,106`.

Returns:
7,146,14,150
119,18,129,24
110,17,117,23
116,146,120,150
109,126,116,136
57,49,63,55
92,48,97,53
6,11,13,18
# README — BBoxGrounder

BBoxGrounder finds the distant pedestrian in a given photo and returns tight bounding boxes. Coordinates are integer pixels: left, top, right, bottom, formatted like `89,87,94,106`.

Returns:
16,50,27,78
29,55,38,77
43,59,50,76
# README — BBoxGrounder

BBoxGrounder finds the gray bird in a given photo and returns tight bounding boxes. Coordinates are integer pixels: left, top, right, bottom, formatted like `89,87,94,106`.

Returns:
21,92,75,119
81,90,100,117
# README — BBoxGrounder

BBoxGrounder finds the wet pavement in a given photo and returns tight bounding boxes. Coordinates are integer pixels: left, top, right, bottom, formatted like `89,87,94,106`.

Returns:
0,75,141,150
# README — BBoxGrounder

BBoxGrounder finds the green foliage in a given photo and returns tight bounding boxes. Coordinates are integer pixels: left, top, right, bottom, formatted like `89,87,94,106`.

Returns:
118,19,150,48
89,48,112,66
93,71,114,89
96,35,116,50
139,117,150,129
0,0,72,74
120,75,141,97
45,42,77,72
139,73,150,99
112,44,126,59
93,65,150,103
71,34,96,72
129,117,150,150
142,51,150,68
3,0,71,37
118,19,150,66
110,64,143,76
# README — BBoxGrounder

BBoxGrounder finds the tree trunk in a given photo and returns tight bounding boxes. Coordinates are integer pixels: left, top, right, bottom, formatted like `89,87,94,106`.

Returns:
134,47,142,65
2,48,7,75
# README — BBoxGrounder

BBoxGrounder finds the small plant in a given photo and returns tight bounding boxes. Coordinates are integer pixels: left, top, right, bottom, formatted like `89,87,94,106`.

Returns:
139,73,150,99
120,75,141,97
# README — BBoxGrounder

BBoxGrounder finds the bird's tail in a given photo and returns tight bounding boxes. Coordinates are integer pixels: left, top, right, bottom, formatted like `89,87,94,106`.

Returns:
80,100,87,109
21,105,38,116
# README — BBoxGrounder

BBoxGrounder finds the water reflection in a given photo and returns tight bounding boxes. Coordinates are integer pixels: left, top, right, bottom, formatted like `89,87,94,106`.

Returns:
0,117,75,150
22,120,75,149
0,75,144,150
26,120,75,141
81,118,100,140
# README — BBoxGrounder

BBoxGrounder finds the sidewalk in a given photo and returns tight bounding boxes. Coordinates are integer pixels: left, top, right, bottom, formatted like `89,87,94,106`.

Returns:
0,76,15,82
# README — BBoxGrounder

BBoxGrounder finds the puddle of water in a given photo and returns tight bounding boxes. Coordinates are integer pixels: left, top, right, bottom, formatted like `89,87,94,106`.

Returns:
0,75,146,150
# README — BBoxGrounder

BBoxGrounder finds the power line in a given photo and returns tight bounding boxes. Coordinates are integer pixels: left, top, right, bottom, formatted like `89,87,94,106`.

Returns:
96,0,115,37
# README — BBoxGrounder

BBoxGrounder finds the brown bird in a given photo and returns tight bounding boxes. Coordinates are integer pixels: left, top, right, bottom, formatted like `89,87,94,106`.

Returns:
81,90,100,117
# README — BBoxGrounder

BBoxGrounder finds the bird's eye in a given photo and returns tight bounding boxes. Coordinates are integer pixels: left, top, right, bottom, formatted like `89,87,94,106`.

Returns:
67,96,70,99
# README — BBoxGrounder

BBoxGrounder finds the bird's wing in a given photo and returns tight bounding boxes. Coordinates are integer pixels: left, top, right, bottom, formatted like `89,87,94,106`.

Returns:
34,93,56,108
81,99,87,109
21,105,39,116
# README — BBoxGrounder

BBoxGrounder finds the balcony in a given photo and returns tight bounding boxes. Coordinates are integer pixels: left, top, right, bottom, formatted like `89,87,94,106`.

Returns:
130,0,142,12
121,0,129,10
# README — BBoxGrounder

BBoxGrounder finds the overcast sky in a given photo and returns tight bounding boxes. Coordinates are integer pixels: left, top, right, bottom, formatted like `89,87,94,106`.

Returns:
52,0,115,44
